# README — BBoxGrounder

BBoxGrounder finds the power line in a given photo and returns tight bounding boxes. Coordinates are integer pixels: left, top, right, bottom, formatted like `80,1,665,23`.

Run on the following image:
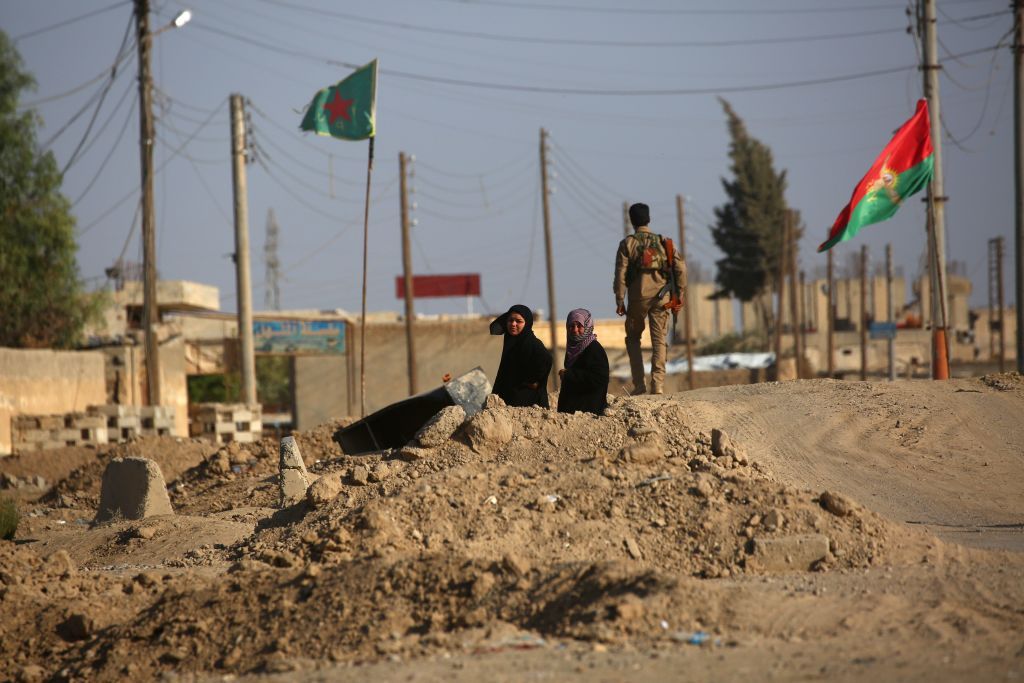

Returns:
12,0,130,42
73,91,137,206
408,0,914,15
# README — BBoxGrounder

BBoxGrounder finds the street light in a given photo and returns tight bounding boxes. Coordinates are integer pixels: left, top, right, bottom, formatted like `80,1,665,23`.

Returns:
153,9,192,36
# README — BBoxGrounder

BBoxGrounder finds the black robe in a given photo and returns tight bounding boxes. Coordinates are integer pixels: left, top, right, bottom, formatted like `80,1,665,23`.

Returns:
491,309,552,408
557,340,609,415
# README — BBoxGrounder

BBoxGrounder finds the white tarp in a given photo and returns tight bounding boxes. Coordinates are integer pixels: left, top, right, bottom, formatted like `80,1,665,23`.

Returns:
611,352,775,379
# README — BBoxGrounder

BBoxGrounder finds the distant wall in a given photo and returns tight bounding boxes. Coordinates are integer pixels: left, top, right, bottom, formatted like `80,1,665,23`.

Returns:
293,355,346,431
0,348,107,455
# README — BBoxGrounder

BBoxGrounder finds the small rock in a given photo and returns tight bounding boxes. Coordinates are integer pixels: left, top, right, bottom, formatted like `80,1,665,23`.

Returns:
464,410,513,454
619,443,663,464
502,553,531,577
820,490,855,517
693,476,714,498
483,394,506,410
624,537,642,559
57,613,94,642
415,405,467,447
307,472,344,507
398,445,430,461
763,509,785,530
350,465,370,486
135,525,157,540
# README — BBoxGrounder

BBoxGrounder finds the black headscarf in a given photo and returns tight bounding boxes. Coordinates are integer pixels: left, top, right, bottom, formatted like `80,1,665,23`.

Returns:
489,304,551,407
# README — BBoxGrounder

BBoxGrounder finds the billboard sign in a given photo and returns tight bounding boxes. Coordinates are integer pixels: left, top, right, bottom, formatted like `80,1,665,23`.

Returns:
253,319,346,354
395,273,481,299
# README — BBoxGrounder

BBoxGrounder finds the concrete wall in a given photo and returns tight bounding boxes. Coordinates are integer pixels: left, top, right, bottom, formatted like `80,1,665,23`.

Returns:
293,355,346,431
0,348,107,455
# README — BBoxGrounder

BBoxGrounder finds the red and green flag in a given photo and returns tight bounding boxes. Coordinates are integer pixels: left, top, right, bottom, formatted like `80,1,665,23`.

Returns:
300,60,377,140
818,99,933,253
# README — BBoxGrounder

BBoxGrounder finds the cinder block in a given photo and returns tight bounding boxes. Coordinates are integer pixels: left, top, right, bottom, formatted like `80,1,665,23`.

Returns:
69,415,106,429
14,428,52,443
13,416,41,430
38,416,64,430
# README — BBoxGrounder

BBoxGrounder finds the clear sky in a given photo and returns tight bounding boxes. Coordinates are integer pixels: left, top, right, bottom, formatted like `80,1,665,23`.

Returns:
2,0,1016,322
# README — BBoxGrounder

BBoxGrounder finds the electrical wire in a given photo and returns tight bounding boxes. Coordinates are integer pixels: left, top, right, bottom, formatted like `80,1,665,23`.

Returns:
73,92,137,206
257,0,908,47
12,0,131,42
408,0,913,15
247,98,364,164
64,78,135,177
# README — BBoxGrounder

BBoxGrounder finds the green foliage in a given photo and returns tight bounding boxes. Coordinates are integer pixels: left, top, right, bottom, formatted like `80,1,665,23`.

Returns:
256,356,292,410
696,332,766,356
710,98,790,303
0,30,92,348
188,373,241,404
0,497,18,541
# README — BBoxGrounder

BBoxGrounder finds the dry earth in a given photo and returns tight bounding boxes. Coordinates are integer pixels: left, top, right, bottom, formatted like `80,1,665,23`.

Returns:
1,375,1022,682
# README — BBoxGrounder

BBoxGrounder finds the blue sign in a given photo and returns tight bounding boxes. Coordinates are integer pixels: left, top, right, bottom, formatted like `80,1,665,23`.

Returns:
253,319,347,354
868,321,897,340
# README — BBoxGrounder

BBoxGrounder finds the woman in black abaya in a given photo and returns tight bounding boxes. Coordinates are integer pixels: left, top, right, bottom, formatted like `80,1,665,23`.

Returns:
489,304,552,408
557,308,609,415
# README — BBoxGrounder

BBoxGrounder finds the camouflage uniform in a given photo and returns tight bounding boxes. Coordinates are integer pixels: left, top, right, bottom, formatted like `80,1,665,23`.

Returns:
613,226,686,394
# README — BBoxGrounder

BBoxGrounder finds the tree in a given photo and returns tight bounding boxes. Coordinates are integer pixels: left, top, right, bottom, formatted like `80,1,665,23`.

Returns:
0,30,95,348
710,98,792,333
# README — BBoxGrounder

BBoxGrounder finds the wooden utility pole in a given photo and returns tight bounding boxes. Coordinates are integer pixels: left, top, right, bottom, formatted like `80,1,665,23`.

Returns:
996,236,1007,372
827,249,835,377
922,0,952,378
786,212,800,378
540,129,559,388
229,94,256,406
134,0,160,406
798,270,807,378
860,245,868,381
886,243,895,382
1015,0,1024,373
988,237,997,361
773,216,787,372
676,195,695,390
398,152,418,396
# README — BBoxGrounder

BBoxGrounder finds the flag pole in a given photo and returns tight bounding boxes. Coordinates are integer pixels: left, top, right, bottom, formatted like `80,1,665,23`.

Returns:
359,136,375,417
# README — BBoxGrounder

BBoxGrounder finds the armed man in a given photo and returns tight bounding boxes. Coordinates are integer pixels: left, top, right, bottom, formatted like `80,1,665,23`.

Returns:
614,202,687,395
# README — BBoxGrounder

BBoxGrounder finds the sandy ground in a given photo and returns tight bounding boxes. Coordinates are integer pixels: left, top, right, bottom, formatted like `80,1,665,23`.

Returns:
1,374,1022,682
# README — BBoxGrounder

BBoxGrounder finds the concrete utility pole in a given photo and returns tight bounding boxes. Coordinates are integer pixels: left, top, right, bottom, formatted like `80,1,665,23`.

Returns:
398,152,418,396
676,195,695,390
827,249,835,377
1015,0,1024,373
786,212,800,378
540,129,559,388
134,0,160,406
860,245,868,381
622,201,631,239
229,94,256,407
922,0,952,377
886,243,896,382
988,237,997,360
798,270,807,379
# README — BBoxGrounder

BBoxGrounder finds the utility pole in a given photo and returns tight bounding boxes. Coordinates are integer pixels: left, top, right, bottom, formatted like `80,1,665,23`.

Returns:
399,152,418,396
676,195,695,390
922,0,952,378
540,129,559,388
1015,0,1024,373
827,249,835,377
229,94,256,407
134,0,160,406
860,245,868,381
988,238,997,361
774,215,787,374
787,211,800,378
622,201,631,239
799,270,807,379
996,236,1007,372
886,243,896,381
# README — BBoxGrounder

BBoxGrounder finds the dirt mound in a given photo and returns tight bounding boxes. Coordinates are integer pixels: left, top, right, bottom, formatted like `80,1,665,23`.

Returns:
42,437,215,510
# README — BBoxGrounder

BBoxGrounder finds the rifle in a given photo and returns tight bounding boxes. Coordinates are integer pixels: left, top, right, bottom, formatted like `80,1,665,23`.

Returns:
657,237,683,347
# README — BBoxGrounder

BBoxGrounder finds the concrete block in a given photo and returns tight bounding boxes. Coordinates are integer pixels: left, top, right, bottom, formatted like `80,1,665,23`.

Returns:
14,429,52,443
750,534,830,572
38,416,64,430
13,416,40,430
94,457,174,523
279,436,310,507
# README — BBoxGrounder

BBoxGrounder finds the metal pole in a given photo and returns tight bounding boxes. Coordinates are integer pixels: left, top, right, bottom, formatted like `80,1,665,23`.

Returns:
229,94,256,406
134,0,160,406
886,243,895,381
827,249,835,377
676,195,695,390
358,138,375,416
860,244,868,381
398,152,418,396
1015,0,1024,372
923,0,952,377
540,129,559,389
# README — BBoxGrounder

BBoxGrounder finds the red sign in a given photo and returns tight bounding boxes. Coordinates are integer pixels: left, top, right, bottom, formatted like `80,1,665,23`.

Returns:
395,274,481,299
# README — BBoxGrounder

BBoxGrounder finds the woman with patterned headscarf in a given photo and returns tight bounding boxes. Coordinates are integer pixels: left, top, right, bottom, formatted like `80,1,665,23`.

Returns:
489,304,552,408
557,308,609,415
